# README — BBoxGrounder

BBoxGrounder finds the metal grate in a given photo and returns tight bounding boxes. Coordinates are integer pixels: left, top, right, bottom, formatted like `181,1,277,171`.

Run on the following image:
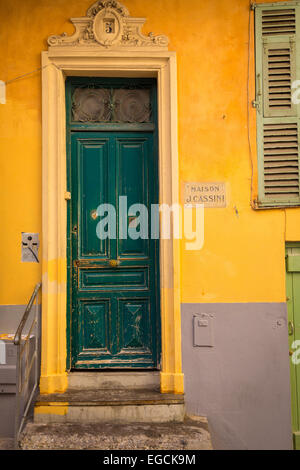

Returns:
264,123,299,197
262,9,296,36
267,47,292,110
72,87,151,123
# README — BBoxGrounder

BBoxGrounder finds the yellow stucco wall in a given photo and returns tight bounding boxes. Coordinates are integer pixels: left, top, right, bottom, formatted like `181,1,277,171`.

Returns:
0,0,299,307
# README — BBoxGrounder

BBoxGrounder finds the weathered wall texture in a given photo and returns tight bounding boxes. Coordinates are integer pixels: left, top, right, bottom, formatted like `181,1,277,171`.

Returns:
0,0,298,450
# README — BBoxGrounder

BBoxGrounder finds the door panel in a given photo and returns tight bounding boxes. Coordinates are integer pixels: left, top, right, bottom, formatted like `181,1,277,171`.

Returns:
79,267,149,291
70,132,160,368
117,138,149,258
118,299,152,353
80,301,110,352
78,139,110,258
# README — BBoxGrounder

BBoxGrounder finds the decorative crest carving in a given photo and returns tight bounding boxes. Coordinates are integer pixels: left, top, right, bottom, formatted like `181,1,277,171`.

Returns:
48,1,168,50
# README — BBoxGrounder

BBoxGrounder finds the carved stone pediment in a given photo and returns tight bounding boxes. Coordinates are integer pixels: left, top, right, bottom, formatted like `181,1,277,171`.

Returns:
48,1,169,50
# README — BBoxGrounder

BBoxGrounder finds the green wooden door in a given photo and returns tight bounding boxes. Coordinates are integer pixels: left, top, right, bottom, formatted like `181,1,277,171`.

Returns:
286,244,300,448
70,131,160,368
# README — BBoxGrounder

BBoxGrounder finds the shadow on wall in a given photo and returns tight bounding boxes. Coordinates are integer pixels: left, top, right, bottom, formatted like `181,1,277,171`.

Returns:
181,303,293,450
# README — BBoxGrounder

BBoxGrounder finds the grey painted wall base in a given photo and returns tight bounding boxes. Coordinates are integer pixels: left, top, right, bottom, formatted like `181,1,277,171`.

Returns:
181,303,293,450
0,305,28,334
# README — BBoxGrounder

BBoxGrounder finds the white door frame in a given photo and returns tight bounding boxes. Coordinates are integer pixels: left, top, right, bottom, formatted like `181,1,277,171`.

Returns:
40,49,183,395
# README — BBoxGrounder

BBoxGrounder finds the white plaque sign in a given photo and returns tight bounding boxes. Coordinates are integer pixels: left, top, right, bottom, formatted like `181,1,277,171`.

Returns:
184,182,227,208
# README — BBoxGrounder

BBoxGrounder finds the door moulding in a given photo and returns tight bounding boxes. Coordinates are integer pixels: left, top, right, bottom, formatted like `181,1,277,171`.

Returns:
41,0,183,395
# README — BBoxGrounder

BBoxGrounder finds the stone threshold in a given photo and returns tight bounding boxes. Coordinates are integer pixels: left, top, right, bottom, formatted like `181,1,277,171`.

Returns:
36,389,184,407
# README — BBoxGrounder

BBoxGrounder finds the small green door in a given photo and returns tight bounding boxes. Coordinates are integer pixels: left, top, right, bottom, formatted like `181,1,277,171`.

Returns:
286,244,300,448
67,79,160,369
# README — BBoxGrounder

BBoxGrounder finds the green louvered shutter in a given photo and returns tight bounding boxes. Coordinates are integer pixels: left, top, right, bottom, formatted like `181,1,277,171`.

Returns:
255,2,300,207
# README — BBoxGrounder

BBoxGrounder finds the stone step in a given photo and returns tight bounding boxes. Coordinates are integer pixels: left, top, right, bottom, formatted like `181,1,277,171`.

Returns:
67,371,160,390
20,417,212,450
34,389,185,424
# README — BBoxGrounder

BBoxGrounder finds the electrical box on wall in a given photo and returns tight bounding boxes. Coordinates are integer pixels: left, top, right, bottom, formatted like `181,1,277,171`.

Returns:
193,314,214,347
21,233,39,263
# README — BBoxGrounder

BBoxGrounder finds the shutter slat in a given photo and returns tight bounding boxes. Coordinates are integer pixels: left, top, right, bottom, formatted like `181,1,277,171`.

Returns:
268,50,291,55
263,123,297,129
264,142,298,148
263,21,296,26
264,135,298,141
268,70,291,75
264,162,299,168
265,172,299,179
269,76,291,81
265,187,299,192
269,102,292,106
264,149,298,156
265,180,299,185
269,88,291,93
265,168,299,173
262,9,295,15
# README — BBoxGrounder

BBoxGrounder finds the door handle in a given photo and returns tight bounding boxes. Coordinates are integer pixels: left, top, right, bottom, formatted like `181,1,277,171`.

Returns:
109,259,120,267
128,215,138,227
289,321,294,336
91,210,98,220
